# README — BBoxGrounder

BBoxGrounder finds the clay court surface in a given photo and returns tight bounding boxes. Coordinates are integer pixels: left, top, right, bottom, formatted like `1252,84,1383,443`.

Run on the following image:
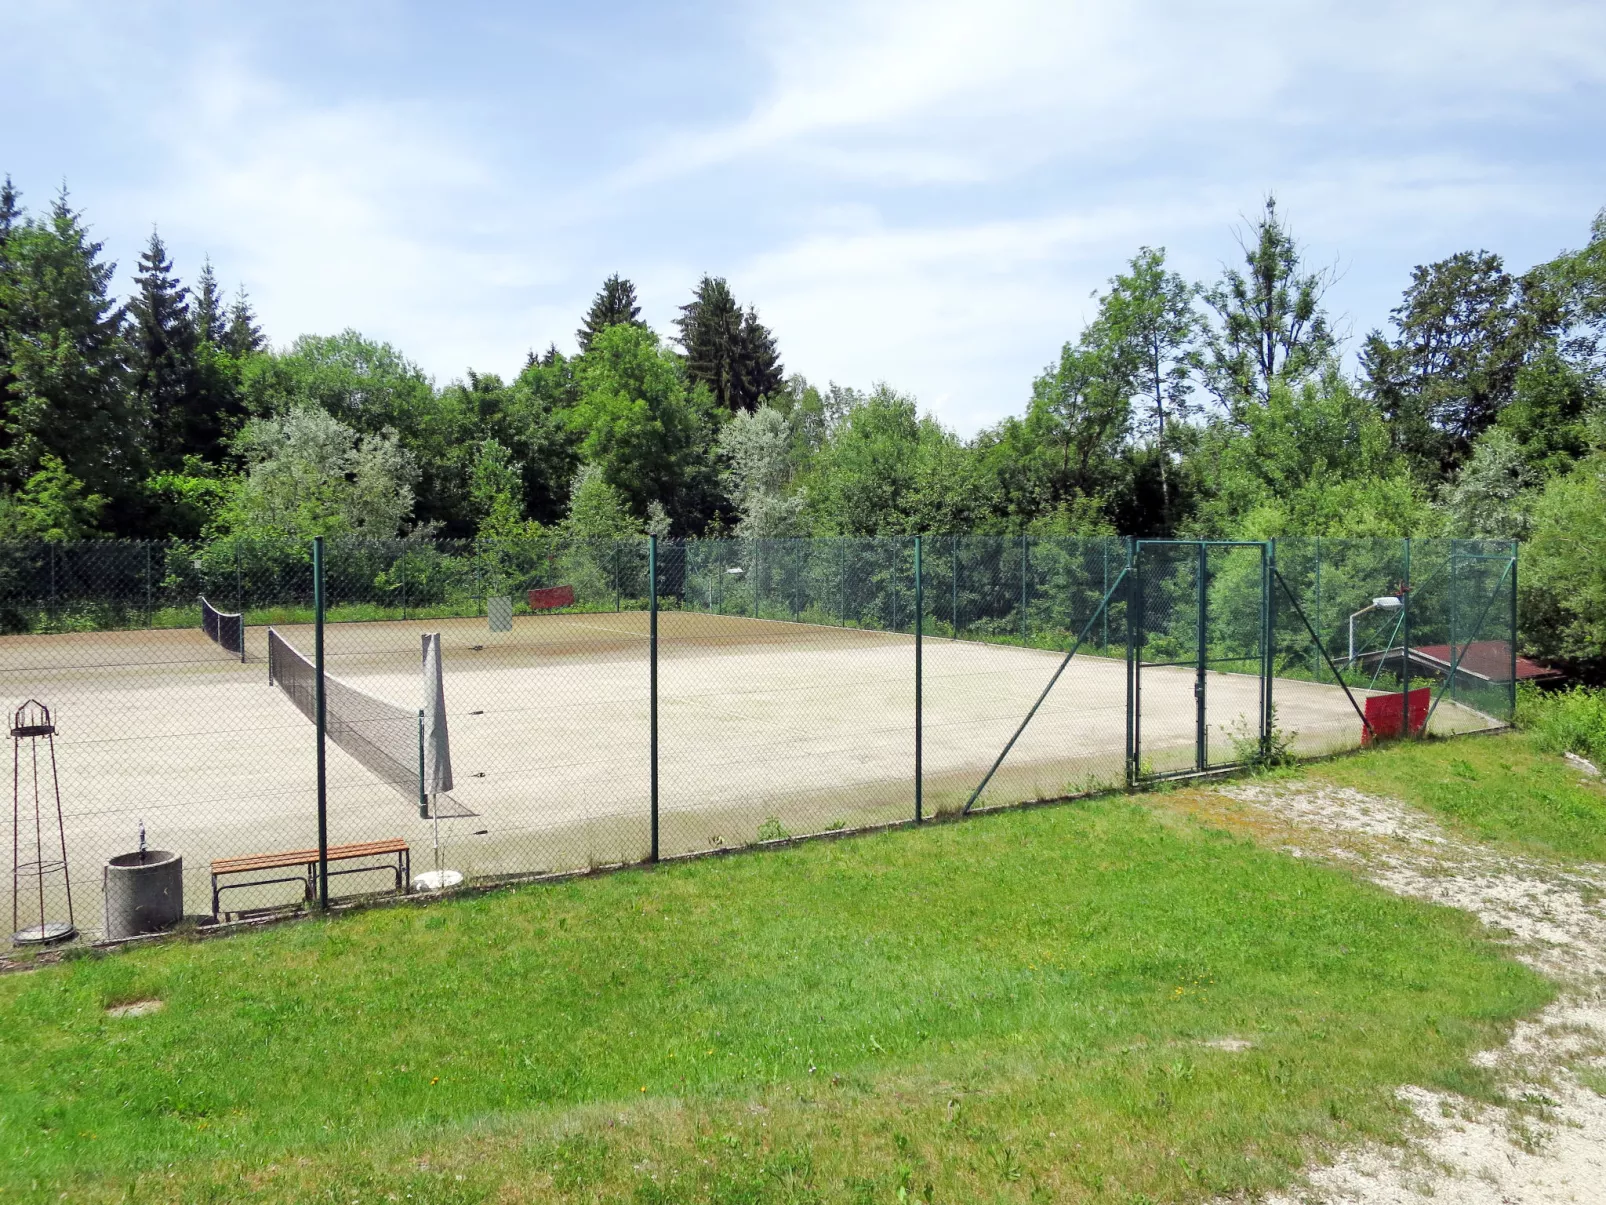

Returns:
0,612,1491,934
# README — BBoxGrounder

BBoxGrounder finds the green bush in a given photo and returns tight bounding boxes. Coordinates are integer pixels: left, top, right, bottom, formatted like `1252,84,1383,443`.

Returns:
1517,684,1606,767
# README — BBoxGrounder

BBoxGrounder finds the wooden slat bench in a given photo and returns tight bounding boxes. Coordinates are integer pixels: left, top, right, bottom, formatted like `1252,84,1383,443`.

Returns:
210,839,411,918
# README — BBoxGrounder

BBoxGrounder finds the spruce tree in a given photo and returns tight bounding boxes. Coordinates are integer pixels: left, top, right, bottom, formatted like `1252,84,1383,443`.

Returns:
741,304,784,406
128,229,205,467
193,256,224,346
677,275,746,412
0,188,131,502
677,277,784,412
0,177,19,430
576,274,643,353
223,285,265,357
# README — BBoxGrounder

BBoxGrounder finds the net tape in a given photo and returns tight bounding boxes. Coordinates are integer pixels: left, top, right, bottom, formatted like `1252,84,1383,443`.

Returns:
199,596,244,656
266,628,473,818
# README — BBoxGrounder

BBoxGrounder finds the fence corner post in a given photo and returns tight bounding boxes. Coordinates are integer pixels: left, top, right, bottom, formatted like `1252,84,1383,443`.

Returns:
313,535,329,910
649,534,659,863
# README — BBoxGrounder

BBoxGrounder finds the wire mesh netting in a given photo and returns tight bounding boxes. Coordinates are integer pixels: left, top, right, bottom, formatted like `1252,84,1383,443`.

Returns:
0,534,1518,940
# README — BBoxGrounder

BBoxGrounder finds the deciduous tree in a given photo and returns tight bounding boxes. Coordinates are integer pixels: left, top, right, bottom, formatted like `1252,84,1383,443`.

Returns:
1205,196,1335,410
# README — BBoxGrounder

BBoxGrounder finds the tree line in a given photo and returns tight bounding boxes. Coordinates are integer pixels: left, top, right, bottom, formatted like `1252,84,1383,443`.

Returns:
1,177,1602,662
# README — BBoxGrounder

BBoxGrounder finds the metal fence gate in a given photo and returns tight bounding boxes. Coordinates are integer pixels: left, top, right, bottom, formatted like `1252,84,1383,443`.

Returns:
1130,540,1272,783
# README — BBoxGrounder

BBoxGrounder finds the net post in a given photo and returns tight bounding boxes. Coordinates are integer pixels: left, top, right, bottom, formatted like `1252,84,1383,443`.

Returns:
649,535,659,863
914,535,923,824
418,709,428,820
313,536,329,910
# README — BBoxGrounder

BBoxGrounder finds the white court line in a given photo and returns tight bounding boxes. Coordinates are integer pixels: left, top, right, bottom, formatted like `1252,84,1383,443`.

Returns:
552,618,651,640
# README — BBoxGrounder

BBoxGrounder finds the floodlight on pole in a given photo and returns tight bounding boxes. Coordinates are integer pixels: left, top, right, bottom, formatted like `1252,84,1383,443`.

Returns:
1349,596,1405,665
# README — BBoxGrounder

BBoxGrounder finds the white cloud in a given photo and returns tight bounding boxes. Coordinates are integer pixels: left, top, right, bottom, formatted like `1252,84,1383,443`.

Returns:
6,0,1603,421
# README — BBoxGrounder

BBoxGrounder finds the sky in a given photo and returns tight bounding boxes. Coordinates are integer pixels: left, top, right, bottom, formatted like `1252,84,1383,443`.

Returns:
3,0,1604,434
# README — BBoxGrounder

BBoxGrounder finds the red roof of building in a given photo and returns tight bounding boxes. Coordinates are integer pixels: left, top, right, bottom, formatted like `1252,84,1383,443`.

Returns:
1408,641,1560,683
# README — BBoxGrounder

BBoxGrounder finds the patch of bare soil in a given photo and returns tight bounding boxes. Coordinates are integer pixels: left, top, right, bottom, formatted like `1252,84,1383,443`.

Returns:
1200,781,1606,1204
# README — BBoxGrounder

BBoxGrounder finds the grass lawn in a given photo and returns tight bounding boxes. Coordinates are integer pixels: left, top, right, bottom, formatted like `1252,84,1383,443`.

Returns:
0,794,1548,1203
1308,730,1606,863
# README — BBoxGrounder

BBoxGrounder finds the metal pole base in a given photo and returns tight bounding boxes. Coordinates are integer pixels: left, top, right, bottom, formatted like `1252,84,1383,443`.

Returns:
412,869,463,892
12,921,76,946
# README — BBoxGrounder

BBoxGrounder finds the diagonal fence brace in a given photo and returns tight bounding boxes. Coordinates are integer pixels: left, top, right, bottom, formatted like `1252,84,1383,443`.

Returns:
1423,557,1514,729
1271,567,1377,743
962,566,1131,815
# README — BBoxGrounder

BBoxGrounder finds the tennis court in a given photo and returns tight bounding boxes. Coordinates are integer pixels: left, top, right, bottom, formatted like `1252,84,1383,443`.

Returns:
1,606,1495,936
0,533,1519,938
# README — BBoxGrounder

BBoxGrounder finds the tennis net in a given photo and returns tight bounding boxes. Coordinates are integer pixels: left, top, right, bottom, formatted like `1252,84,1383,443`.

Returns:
199,596,245,659
267,628,472,817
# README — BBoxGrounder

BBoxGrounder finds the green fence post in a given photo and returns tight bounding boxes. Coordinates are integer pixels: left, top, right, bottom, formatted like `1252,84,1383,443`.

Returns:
1448,541,1458,708
1195,542,1207,772
914,536,923,823
1020,534,1029,645
1402,537,1413,738
1509,543,1519,724
401,543,408,621
144,541,152,628
1102,541,1110,651
951,537,959,640
1312,537,1321,682
235,540,243,619
313,536,329,910
1125,537,1138,786
1263,540,1275,758
649,535,659,862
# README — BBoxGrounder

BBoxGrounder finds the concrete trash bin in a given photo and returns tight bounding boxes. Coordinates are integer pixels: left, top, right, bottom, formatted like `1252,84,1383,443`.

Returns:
103,850,183,940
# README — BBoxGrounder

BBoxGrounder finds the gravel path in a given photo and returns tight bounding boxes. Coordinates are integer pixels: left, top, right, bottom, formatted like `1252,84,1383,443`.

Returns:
1192,779,1606,1204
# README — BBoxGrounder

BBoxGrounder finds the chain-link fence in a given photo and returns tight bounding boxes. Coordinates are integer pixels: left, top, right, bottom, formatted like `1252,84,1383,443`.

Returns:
0,535,1517,942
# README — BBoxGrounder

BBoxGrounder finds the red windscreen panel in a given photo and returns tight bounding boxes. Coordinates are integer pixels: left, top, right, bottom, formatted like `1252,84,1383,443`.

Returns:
528,585,576,611
1361,687,1430,744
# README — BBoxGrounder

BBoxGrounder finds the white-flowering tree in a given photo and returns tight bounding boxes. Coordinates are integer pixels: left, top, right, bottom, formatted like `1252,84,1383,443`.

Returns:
220,404,418,538
718,405,805,537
